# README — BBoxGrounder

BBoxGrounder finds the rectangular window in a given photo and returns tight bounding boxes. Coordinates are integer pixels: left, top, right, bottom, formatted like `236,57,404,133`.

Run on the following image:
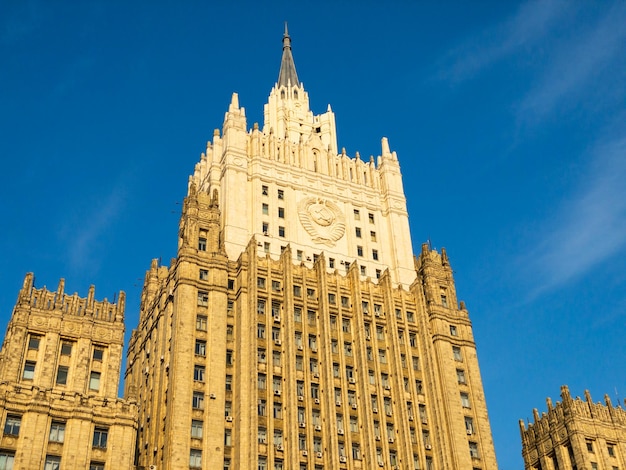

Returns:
328,293,336,304
258,400,267,416
194,365,205,382
190,449,202,468
294,306,302,323
278,226,285,237
376,326,385,340
407,311,415,323
257,277,266,288
89,371,101,391
28,335,41,350
195,340,206,356
23,361,36,380
198,237,207,251
372,249,379,260
56,366,68,385
60,341,73,356
378,349,387,363
277,189,284,199
344,342,352,356
272,280,281,292
0,453,14,470
263,242,270,253
224,429,232,446
226,350,234,366
469,442,480,459
307,288,316,300
44,455,61,470
196,315,208,331
450,325,457,336
192,392,204,410
357,246,363,257
461,392,471,408
368,213,375,223
49,421,65,443
273,351,281,367
293,285,302,297
329,258,335,268
278,207,285,218
371,231,377,242
258,374,267,390
273,403,282,419
191,419,203,439
258,426,267,444
355,227,362,238
342,318,351,333
4,415,21,436
354,209,360,220
457,369,466,384
262,185,269,196
465,416,474,434
199,269,209,280
409,333,417,347
89,463,105,470
197,291,209,306
92,427,108,449
262,203,269,215
453,346,462,361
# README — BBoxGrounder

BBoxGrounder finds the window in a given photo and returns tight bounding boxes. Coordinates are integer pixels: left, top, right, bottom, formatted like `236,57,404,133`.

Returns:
258,427,267,444
587,440,594,452
4,415,21,435
372,249,379,260
295,356,303,371
199,269,209,280
441,294,449,308
197,291,209,306
257,300,266,315
461,392,471,408
262,222,269,234
360,265,366,276
44,456,61,470
608,444,616,457
92,427,108,449
226,324,234,339
224,429,232,446
341,296,349,308
196,315,207,331
354,209,360,220
344,342,352,356
257,277,266,288
381,373,390,388
226,350,234,366
329,258,335,268
273,351,281,367
469,442,480,459
355,227,362,238
350,416,358,433
453,346,462,361
198,237,207,251
23,361,36,380
49,421,65,443
191,420,203,438
258,400,267,416
278,207,285,218
369,369,375,384
293,306,302,323
258,457,267,470
226,376,234,392
293,285,302,297
450,325,457,336
376,326,385,340
328,293,336,304
60,341,72,356
378,349,387,363
273,429,283,446
272,280,281,292
263,242,270,253
412,356,420,371
225,401,232,417
194,365,205,382
278,226,285,237
28,335,41,350
0,452,14,470
258,374,266,390
357,246,363,257
262,185,269,196
407,311,415,323
89,371,101,391
89,462,105,470
309,335,317,351
190,449,202,468
193,391,204,409
416,380,424,394
262,203,269,215
333,363,340,377
228,279,234,290
277,189,284,199
273,403,282,419
457,369,467,384
342,318,351,333
465,416,474,434
257,349,266,363
56,366,68,385
307,288,316,300
195,340,206,356
368,213,375,223
409,333,418,347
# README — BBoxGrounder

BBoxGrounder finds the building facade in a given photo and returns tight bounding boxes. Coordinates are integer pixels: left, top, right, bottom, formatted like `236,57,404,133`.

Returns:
124,28,498,470
520,386,626,470
0,273,137,470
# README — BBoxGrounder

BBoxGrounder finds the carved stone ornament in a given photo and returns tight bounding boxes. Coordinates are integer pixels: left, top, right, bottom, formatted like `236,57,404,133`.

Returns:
298,197,346,247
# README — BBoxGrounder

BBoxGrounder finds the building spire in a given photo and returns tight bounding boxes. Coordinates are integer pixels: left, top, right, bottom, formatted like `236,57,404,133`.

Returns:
277,22,300,88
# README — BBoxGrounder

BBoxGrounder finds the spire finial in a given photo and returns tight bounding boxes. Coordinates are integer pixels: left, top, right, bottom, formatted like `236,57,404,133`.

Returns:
277,23,300,88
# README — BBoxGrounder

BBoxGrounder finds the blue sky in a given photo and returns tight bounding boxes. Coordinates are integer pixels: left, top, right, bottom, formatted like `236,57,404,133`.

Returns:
1,1,625,468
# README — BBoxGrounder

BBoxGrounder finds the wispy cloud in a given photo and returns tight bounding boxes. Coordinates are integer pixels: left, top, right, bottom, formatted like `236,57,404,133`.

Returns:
517,2,626,122
525,132,626,296
438,0,568,83
62,184,127,271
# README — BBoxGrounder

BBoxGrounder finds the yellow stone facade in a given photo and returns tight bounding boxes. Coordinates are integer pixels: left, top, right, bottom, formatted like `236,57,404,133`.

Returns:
125,29,498,470
520,386,626,470
0,274,137,470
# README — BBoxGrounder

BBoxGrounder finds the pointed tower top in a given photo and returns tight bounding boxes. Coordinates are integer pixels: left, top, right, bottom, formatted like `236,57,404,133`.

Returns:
277,22,300,88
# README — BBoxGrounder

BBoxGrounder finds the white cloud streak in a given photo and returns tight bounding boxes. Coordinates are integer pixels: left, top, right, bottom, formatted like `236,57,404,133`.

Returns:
526,134,626,295
439,0,568,83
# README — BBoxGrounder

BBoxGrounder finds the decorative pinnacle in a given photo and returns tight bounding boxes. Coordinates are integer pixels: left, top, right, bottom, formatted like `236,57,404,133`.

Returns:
277,23,300,88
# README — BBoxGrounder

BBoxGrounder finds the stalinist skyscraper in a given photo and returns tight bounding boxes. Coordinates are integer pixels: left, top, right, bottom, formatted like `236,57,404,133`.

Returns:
124,27,498,470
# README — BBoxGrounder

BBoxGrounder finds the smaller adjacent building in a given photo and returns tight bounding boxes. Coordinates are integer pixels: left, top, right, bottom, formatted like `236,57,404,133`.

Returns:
0,273,137,470
520,385,626,470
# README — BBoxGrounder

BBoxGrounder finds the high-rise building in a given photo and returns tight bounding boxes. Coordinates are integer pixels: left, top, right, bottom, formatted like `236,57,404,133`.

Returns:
0,274,137,469
124,27,498,470
520,386,626,470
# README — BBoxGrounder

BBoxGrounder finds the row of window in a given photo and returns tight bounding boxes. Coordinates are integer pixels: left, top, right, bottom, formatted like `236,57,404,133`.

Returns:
21,362,102,390
3,415,108,448
27,336,105,360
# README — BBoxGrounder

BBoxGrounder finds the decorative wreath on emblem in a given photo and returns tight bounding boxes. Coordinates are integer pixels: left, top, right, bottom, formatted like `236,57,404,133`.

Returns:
298,197,346,247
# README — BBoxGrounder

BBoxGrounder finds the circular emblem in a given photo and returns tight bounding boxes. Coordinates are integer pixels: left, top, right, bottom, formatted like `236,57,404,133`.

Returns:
298,197,346,247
